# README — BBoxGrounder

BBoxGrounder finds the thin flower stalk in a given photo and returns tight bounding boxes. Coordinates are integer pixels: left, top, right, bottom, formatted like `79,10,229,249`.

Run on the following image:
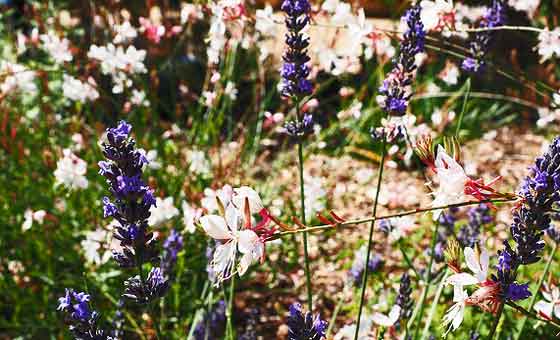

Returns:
354,137,386,340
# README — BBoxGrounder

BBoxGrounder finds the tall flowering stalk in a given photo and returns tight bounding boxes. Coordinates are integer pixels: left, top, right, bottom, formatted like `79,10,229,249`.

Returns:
462,0,506,73
281,0,314,312
377,5,425,116
489,136,560,335
99,121,168,305
355,6,425,339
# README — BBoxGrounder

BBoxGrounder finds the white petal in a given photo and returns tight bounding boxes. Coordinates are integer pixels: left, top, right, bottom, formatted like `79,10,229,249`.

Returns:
200,215,231,239
534,300,553,318
238,230,259,255
232,186,264,214
447,273,479,286
371,312,393,327
388,305,401,324
479,247,489,275
463,247,480,276
237,252,253,276
225,204,241,232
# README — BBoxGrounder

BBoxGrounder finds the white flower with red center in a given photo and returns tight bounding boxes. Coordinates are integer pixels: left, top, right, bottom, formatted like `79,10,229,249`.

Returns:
444,246,502,325
200,204,263,284
430,146,470,216
200,186,277,285
534,284,560,320
427,145,505,218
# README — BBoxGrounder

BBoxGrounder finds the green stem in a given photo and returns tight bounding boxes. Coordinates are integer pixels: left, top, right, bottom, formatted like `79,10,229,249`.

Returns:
488,302,505,339
325,292,346,339
412,220,439,340
296,100,313,312
515,242,558,339
421,269,449,339
226,274,236,340
399,245,420,279
354,138,387,340
455,78,471,137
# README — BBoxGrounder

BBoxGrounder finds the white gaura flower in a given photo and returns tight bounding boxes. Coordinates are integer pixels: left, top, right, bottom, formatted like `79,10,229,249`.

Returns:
536,28,560,63
430,146,469,218
113,21,137,44
420,0,454,31
534,284,560,319
255,4,275,37
442,285,468,335
188,149,211,175
148,197,180,226
40,32,73,64
447,246,489,287
62,75,99,103
54,149,89,190
438,61,460,85
22,209,46,231
182,200,202,233
372,305,401,327
200,204,263,284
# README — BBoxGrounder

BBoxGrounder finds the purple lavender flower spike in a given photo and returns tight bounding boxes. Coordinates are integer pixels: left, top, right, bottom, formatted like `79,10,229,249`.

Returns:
194,300,227,340
287,302,327,340
378,4,425,116
99,121,164,304
281,0,312,99
492,136,560,302
462,0,506,73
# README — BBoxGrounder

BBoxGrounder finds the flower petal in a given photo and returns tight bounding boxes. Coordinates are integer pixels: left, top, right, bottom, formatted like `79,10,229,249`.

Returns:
447,273,479,286
200,215,231,240
238,230,259,255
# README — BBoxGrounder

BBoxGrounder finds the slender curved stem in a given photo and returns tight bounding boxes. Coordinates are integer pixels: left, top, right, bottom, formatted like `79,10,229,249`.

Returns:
412,221,439,340
413,91,542,111
295,100,313,312
515,243,558,339
354,138,387,340
455,78,471,136
266,198,517,241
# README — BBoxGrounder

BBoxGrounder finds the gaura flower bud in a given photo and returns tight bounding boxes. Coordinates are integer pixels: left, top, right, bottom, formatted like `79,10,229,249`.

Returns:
443,136,462,165
445,238,462,273
414,134,435,168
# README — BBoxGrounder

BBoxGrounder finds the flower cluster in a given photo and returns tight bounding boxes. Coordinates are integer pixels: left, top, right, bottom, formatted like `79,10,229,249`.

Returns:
377,5,425,116
280,0,312,98
287,302,327,340
99,121,167,304
494,136,560,300
57,289,112,340
462,0,506,73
